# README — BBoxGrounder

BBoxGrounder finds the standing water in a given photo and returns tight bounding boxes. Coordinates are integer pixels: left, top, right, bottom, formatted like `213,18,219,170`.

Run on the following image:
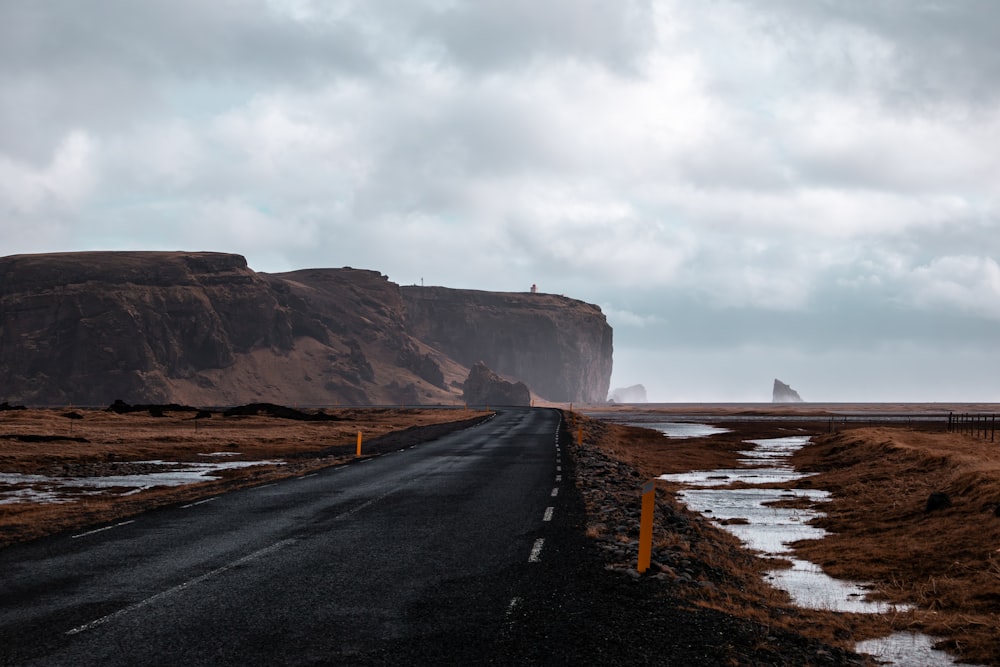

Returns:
654,427,983,667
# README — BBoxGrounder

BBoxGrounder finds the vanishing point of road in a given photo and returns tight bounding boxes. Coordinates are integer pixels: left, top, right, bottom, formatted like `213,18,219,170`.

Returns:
0,407,570,665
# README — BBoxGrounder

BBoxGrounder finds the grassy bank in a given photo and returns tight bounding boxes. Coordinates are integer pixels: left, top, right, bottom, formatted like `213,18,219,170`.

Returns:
573,409,999,665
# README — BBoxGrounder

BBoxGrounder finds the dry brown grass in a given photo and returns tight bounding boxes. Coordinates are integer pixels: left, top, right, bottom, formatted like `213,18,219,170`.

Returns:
0,406,484,547
572,409,1000,665
790,427,1000,665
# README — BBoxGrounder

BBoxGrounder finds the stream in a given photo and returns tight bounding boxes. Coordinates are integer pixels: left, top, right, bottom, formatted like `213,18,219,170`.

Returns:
648,422,982,667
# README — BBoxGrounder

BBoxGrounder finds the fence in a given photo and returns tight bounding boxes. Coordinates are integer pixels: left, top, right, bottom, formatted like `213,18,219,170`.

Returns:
948,413,996,442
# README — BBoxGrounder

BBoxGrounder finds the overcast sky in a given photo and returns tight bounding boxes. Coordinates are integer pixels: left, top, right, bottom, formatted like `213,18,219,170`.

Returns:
3,1,999,402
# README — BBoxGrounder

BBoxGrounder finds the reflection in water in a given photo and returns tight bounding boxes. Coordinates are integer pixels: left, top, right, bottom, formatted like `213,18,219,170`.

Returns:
0,458,284,504
630,421,732,439
658,430,980,665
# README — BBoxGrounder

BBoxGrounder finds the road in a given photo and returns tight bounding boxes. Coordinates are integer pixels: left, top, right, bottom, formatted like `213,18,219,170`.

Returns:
0,407,567,665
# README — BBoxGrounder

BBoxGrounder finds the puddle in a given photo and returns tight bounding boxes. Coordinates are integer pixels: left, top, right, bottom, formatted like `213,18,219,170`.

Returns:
629,421,732,439
856,632,969,666
657,428,980,665
0,459,284,504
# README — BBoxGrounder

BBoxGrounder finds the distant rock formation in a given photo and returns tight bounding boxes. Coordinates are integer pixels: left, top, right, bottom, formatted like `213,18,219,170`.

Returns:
772,379,804,403
462,362,531,406
0,251,613,406
401,286,612,403
608,384,647,403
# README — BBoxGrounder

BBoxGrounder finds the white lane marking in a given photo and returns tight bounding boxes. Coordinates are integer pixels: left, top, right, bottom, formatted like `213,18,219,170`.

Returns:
555,475,562,482
181,497,218,509
556,465,561,472
297,473,318,479
551,487,559,497
71,520,134,539
65,538,297,636
505,596,521,620
543,507,554,522
528,538,545,563
256,483,278,489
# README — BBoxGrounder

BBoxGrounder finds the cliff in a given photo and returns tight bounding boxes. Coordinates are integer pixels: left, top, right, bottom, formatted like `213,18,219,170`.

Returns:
400,286,612,403
0,252,612,406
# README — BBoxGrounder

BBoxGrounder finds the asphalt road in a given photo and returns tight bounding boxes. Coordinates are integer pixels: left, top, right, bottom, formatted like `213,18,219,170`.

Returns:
0,407,568,666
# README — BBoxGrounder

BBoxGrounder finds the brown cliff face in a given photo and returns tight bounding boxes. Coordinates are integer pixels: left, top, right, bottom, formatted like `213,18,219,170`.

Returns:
401,286,612,403
462,361,531,406
1,252,613,406
0,252,294,405
0,253,454,406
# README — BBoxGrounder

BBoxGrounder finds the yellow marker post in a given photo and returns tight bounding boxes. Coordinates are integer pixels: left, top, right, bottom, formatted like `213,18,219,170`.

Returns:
356,431,363,457
637,480,655,574
577,426,583,446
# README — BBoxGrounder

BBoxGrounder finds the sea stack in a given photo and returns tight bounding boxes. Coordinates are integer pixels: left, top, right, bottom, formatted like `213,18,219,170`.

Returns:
772,379,804,403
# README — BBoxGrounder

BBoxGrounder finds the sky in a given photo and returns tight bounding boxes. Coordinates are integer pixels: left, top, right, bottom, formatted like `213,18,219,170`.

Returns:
2,0,999,402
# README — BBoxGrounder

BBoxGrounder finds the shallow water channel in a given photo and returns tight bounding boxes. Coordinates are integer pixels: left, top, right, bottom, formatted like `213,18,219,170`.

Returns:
648,422,979,667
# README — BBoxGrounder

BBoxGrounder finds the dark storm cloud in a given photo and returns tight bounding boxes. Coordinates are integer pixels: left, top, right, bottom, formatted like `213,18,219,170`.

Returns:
413,0,656,73
0,0,374,162
749,0,1000,106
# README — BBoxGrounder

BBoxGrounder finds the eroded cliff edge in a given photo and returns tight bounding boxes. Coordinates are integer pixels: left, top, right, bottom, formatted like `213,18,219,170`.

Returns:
401,286,612,404
0,251,612,406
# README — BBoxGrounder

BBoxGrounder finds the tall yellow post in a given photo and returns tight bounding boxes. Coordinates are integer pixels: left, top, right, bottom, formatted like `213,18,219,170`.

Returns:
637,480,655,573
356,431,362,457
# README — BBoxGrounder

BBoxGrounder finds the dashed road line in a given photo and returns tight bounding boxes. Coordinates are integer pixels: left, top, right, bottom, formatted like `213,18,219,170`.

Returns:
505,596,522,619
528,538,545,563
297,474,317,479
181,497,218,509
71,520,134,539
555,474,562,482
550,487,559,497
65,538,297,636
543,507,554,522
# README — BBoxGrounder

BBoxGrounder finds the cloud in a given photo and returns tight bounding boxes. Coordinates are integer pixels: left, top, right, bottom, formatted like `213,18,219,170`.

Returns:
3,1,1000,401
0,130,96,215
906,255,1000,320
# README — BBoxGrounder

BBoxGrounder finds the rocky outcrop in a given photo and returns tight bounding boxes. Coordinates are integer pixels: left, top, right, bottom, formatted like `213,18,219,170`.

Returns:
608,384,647,403
401,286,612,403
0,251,613,406
462,362,531,406
772,379,804,403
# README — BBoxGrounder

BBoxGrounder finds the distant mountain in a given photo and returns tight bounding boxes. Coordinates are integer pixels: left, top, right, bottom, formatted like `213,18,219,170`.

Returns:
772,379,804,403
0,251,613,406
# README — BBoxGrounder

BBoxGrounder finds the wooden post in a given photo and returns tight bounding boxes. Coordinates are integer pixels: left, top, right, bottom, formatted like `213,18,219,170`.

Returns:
356,431,362,457
638,480,655,574
577,426,583,446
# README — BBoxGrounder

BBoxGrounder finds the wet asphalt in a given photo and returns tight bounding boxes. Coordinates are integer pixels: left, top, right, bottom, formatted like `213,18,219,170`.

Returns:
0,407,567,666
